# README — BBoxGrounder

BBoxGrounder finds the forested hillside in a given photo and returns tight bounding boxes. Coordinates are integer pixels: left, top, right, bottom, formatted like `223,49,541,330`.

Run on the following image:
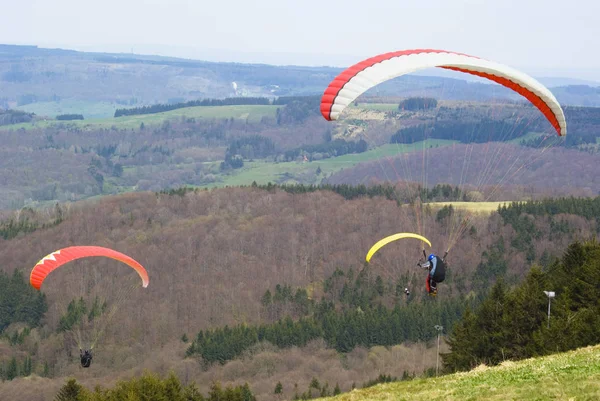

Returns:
326,144,600,198
0,186,598,400
0,105,330,208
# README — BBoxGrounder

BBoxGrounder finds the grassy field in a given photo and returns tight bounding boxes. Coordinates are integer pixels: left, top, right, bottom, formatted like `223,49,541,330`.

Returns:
207,140,458,188
17,99,122,119
318,344,600,401
351,103,400,111
428,201,508,213
505,131,546,144
7,104,280,131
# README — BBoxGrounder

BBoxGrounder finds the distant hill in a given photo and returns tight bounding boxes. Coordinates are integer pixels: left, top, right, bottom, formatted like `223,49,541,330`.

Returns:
537,76,600,87
2,44,600,119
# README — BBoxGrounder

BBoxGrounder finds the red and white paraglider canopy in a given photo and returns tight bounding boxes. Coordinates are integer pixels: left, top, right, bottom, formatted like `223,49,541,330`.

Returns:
320,49,566,136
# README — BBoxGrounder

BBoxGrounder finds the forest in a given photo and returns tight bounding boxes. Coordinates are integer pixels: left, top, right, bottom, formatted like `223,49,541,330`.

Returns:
0,185,598,400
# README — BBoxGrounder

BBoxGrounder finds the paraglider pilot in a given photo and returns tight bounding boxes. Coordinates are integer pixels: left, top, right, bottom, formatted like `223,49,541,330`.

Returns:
80,349,92,368
418,250,447,296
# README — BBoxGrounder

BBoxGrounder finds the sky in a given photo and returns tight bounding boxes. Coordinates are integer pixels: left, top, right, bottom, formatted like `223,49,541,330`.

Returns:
1,0,599,81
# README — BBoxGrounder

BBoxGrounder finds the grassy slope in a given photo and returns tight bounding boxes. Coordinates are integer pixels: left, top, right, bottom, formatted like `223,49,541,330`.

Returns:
7,104,280,130
319,344,600,401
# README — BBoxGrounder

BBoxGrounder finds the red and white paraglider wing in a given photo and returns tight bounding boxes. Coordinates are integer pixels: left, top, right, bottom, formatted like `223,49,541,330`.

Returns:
320,49,566,136
30,246,149,290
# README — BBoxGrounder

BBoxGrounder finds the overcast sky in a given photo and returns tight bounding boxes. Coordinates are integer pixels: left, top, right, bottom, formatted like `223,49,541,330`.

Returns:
2,0,599,80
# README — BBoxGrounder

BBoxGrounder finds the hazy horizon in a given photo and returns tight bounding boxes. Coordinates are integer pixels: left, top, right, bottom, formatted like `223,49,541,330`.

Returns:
1,0,599,81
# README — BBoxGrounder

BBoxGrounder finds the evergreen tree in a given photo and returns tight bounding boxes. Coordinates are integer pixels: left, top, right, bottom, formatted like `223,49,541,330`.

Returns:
261,289,272,307
6,357,17,380
184,383,205,401
22,356,32,376
54,378,87,401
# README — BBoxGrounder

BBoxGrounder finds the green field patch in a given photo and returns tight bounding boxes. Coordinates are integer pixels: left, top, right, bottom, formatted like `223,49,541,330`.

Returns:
506,131,546,144
16,100,122,119
5,104,280,131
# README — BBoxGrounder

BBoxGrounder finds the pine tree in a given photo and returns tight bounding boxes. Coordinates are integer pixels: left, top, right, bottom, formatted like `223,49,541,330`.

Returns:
274,381,283,394
240,383,256,401
164,372,185,401
309,377,320,390
54,378,86,401
6,357,17,380
22,356,32,376
183,383,205,401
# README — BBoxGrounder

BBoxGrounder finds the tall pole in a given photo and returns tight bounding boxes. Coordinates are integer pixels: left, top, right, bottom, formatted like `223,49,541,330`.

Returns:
436,331,440,376
434,325,443,376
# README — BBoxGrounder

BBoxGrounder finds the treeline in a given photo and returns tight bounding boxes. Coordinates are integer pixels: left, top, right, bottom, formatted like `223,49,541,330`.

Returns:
220,135,277,170
0,270,47,332
283,138,368,161
390,118,533,144
498,197,600,222
253,182,465,204
398,97,438,110
0,109,34,126
0,205,65,240
0,355,35,381
220,136,369,168
287,372,416,400
444,239,600,372
251,182,398,201
161,182,467,204
53,374,255,401
186,266,469,365
495,197,600,263
275,96,321,125
273,95,320,105
290,377,342,400
520,133,598,149
114,97,271,117
521,107,600,150
227,136,276,159
0,216,38,240
56,113,83,120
